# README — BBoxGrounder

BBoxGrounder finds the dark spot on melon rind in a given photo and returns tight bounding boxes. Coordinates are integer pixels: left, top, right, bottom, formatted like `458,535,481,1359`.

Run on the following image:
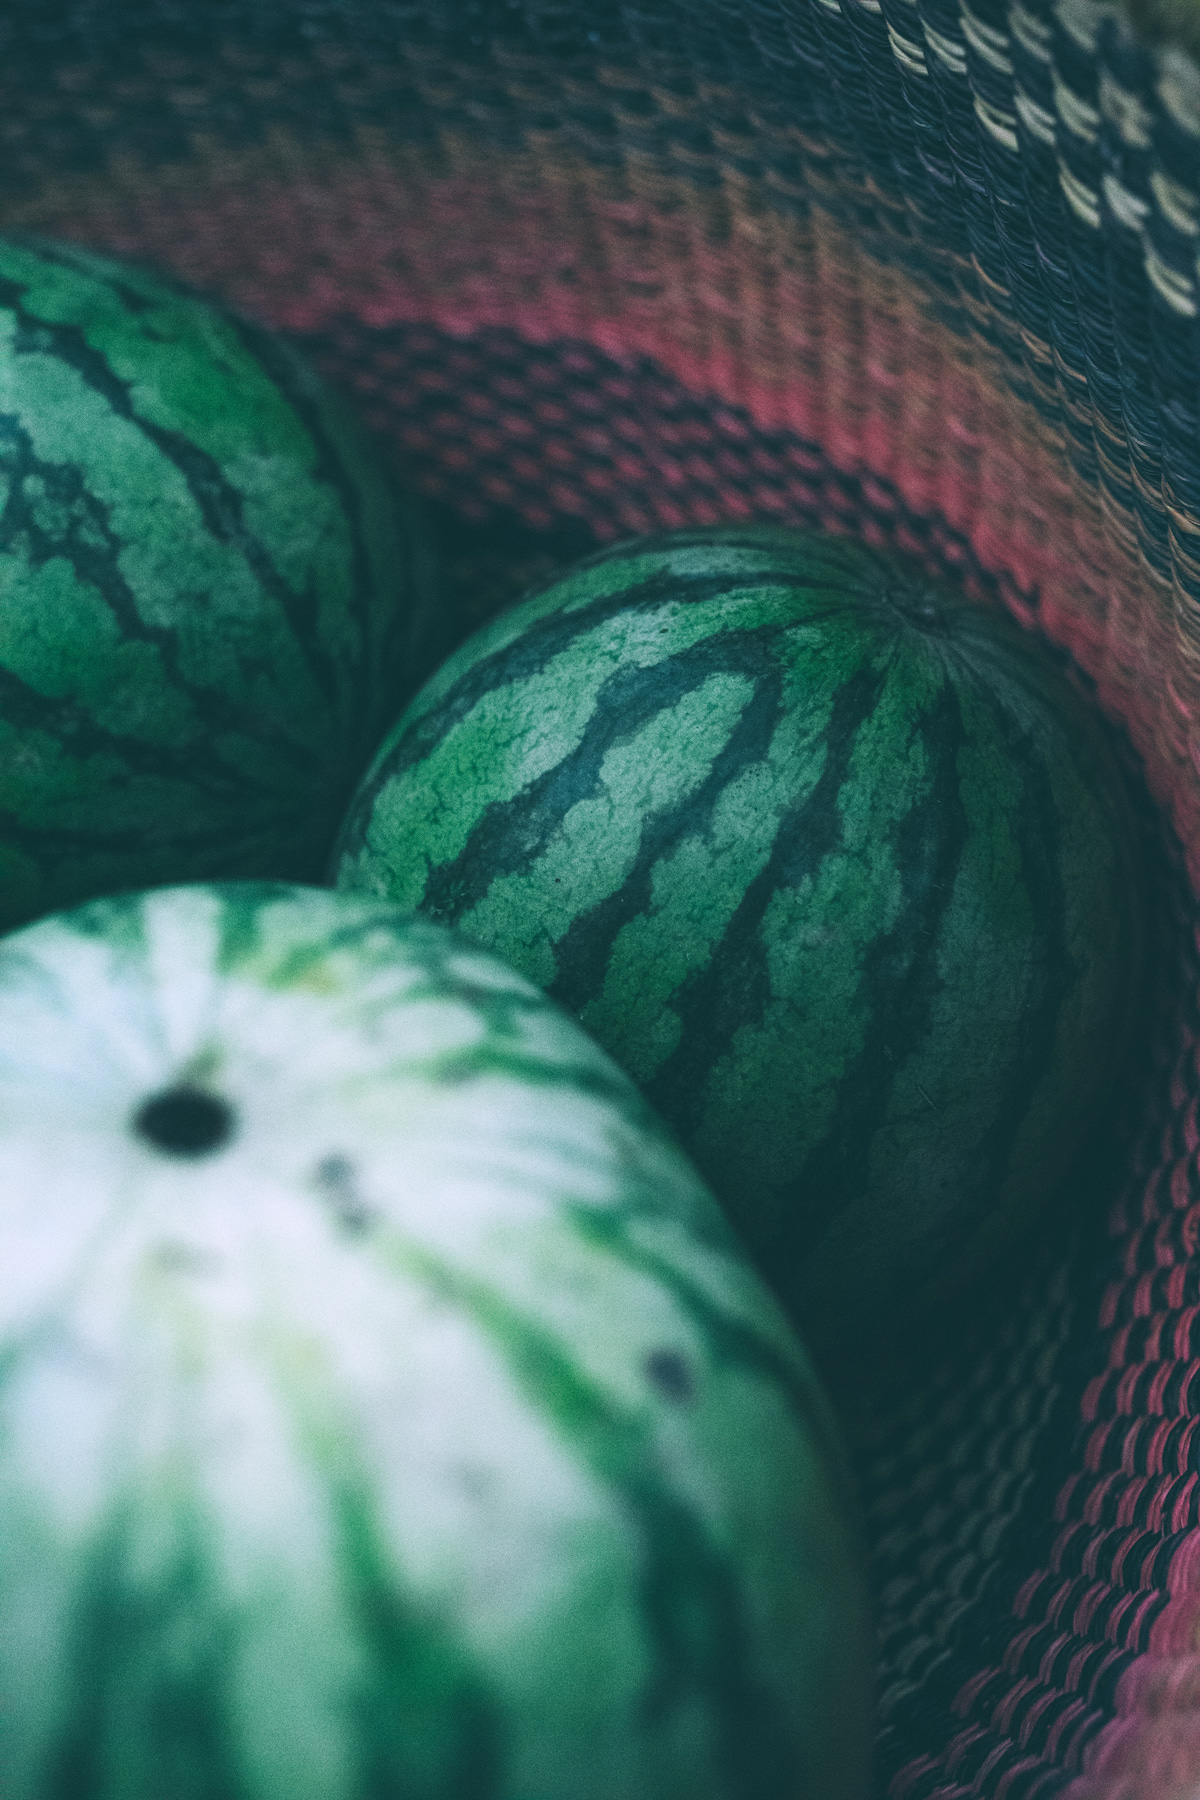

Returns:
313,1153,375,1236
453,1462,498,1504
150,1241,223,1277
644,1348,695,1402
564,1201,863,1534
133,1087,237,1158
315,1151,358,1186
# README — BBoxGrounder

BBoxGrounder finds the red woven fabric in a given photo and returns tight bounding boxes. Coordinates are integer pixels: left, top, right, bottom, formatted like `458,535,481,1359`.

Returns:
4,5,1200,1794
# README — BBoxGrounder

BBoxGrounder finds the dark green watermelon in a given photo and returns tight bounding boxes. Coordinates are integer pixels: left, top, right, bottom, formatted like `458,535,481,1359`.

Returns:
331,525,1148,1357
0,235,438,932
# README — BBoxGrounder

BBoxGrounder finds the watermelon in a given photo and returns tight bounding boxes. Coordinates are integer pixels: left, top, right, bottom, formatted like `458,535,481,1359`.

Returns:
0,235,438,933
0,881,873,1800
332,524,1148,1358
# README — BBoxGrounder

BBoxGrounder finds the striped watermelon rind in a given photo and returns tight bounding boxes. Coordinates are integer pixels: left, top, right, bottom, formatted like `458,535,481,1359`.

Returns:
0,235,438,931
0,881,872,1800
332,524,1148,1356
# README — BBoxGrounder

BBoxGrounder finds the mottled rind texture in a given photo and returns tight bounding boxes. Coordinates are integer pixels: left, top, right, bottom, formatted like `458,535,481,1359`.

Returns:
0,236,438,932
333,525,1148,1356
0,881,872,1800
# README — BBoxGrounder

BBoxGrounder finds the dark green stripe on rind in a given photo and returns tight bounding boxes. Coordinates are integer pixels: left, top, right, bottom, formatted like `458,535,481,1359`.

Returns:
639,654,932,1259
328,1480,505,1800
420,623,787,943
221,304,421,758
775,673,1072,1270
34,1234,814,1800
41,1484,505,1800
43,1502,250,1800
0,407,317,792
384,1234,809,1800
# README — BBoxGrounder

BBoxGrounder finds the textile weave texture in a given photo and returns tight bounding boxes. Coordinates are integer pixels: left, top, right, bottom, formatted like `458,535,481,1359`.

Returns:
4,1,1200,1794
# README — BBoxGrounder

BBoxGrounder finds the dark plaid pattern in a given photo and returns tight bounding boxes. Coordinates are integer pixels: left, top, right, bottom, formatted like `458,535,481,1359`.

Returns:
4,2,1200,1793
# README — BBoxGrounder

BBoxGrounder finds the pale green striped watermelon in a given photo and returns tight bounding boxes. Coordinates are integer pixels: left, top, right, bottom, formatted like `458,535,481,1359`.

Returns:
0,235,437,932
332,525,1148,1357
0,882,872,1800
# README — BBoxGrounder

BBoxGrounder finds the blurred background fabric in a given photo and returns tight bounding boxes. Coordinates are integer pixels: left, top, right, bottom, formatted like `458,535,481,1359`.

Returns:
5,2,1200,1792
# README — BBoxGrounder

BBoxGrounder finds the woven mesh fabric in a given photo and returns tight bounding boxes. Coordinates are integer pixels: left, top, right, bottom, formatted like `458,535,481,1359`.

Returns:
4,1,1200,1794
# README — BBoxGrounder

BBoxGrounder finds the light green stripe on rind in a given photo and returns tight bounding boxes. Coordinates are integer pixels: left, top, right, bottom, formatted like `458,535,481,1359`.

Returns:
577,675,835,1083
684,639,940,1193
336,527,866,851
339,585,815,905
452,671,756,992
385,528,842,731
